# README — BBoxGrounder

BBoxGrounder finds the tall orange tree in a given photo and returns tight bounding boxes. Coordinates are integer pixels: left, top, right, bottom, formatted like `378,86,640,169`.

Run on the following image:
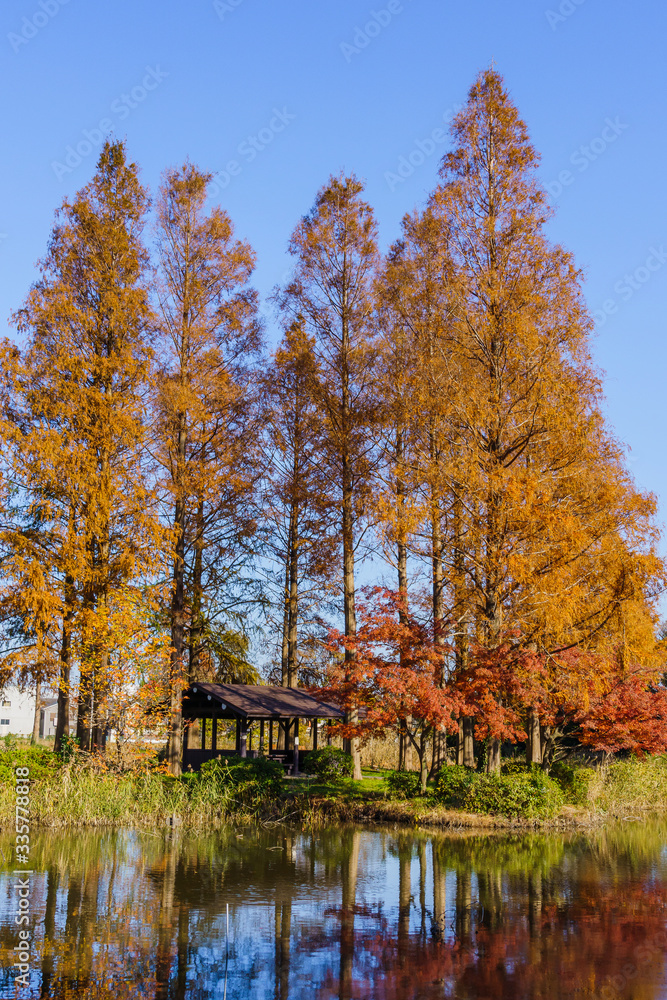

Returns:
377,205,469,772
429,70,664,769
260,320,337,694
152,162,261,774
6,140,162,751
277,174,380,779
368,70,664,774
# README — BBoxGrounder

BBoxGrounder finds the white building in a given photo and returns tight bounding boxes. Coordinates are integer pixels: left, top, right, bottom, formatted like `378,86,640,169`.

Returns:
0,686,37,737
39,699,59,738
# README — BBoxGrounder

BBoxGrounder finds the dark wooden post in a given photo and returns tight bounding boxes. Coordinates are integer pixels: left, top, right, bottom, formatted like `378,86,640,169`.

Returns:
248,721,252,752
293,718,300,775
212,717,217,754
240,719,248,758
269,720,273,754
313,720,318,751
182,720,189,771
260,720,265,755
235,718,240,754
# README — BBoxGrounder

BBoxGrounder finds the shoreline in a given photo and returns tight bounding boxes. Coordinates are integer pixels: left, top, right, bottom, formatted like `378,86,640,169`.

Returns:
301,797,603,831
2,748,666,834
0,788,634,833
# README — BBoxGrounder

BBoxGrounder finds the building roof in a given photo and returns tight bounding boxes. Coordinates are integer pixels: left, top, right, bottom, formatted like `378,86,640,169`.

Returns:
182,682,344,720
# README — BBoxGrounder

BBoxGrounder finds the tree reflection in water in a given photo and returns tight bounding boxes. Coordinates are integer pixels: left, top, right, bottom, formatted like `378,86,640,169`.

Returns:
1,822,666,999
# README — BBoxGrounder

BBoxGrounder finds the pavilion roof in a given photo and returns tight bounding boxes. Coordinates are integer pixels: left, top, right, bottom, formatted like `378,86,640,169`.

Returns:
182,682,344,720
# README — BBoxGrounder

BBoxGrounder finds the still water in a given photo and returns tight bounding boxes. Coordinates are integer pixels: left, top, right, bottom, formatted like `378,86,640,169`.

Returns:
1,820,667,999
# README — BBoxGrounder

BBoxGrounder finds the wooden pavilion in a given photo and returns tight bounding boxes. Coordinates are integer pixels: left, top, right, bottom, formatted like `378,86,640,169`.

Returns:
181,682,344,774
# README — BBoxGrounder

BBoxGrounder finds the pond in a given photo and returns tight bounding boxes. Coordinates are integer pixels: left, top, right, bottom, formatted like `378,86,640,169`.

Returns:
1,820,667,999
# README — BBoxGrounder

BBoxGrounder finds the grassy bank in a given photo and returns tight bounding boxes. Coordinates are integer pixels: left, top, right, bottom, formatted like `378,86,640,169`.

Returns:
1,743,666,831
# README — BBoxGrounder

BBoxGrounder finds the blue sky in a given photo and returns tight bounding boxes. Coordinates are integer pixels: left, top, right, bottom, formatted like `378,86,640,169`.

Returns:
1,0,666,576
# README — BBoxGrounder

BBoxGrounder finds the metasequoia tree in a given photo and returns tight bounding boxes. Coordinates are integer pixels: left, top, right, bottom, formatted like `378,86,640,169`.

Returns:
377,207,471,772
422,69,660,770
367,70,664,773
7,140,161,751
278,174,380,779
261,320,337,696
0,348,67,711
374,263,419,771
153,162,261,775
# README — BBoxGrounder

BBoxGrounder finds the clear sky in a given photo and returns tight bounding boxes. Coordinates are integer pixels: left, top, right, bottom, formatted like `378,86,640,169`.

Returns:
1,0,666,574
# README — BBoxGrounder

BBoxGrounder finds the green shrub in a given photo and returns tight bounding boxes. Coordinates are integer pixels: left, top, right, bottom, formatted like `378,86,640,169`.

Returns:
464,769,564,818
433,765,476,806
386,770,421,798
501,760,530,775
550,760,594,805
0,745,60,784
58,734,80,763
302,747,353,781
198,756,284,800
592,754,667,816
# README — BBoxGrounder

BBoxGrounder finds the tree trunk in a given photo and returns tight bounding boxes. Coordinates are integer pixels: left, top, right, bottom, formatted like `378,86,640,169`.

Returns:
31,679,41,744
399,722,413,771
541,724,555,771
485,737,501,774
431,500,446,774
419,728,429,792
278,502,300,754
342,448,361,780
55,574,75,753
396,432,412,773
277,528,291,752
90,648,108,751
188,497,205,682
483,532,502,775
452,487,469,769
458,716,476,768
76,583,95,753
287,496,299,688
483,146,503,778
526,707,542,765
167,420,187,776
